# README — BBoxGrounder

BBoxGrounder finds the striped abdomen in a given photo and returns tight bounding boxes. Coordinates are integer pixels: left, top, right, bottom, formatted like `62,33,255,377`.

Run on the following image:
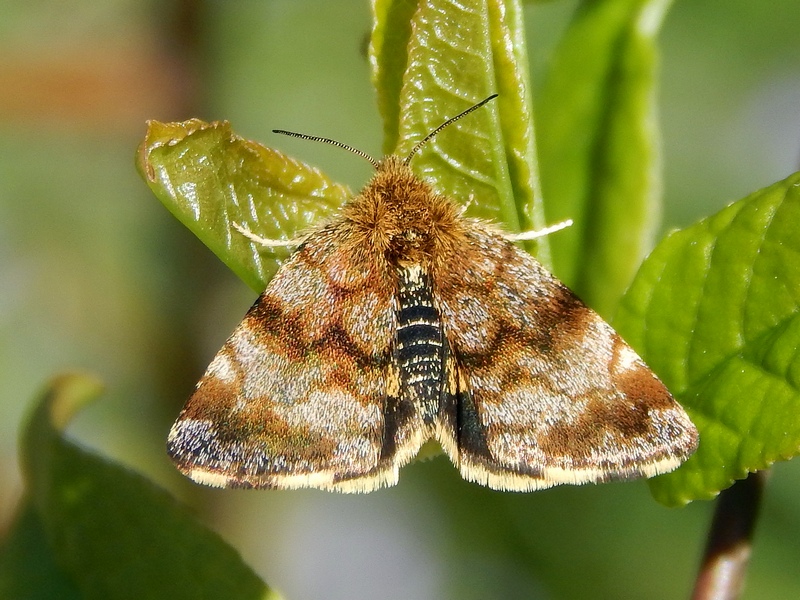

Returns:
396,264,446,423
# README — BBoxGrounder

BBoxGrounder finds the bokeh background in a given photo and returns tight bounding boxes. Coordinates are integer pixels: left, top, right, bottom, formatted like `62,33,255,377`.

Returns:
2,1,800,599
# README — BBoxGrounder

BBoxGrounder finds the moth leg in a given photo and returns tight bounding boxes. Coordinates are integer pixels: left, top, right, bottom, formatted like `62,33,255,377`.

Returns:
504,219,573,242
232,222,305,248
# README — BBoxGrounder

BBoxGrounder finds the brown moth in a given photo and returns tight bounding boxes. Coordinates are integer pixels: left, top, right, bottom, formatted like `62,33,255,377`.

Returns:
167,96,698,492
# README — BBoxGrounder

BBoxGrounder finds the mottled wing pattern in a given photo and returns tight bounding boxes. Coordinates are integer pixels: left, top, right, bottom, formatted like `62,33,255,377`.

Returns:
168,223,411,492
434,226,698,491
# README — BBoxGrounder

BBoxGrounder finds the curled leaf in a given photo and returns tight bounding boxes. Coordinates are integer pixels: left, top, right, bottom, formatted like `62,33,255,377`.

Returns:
138,119,350,291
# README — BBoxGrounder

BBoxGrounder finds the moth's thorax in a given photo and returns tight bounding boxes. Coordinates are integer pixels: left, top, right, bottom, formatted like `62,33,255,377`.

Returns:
341,155,465,266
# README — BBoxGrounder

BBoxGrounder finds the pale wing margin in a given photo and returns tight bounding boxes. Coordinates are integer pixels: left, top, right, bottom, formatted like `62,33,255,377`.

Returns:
434,226,698,492
167,223,401,492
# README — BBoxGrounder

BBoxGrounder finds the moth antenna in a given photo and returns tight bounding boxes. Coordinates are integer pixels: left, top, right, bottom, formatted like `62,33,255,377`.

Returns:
273,129,380,170
404,94,499,165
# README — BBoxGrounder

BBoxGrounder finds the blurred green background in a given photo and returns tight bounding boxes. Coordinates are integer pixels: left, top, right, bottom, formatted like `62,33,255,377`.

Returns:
2,1,800,599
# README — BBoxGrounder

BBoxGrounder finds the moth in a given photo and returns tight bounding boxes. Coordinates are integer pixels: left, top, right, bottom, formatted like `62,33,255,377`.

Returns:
167,96,698,492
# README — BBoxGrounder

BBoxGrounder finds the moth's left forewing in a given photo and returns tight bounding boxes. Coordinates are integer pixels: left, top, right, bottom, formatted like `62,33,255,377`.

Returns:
167,223,407,492
434,226,698,491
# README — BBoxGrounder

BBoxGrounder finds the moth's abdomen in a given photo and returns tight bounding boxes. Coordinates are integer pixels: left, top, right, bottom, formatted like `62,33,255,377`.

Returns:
396,265,446,423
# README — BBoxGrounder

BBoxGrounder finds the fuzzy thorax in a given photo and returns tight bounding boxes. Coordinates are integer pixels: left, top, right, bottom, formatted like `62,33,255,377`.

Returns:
341,155,467,267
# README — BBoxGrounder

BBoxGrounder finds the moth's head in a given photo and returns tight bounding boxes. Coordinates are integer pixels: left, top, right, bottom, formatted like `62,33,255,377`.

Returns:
273,95,497,262
351,156,462,266
367,156,443,234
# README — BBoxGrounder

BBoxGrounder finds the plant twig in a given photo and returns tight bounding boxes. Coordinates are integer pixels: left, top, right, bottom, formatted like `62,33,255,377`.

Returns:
691,471,768,600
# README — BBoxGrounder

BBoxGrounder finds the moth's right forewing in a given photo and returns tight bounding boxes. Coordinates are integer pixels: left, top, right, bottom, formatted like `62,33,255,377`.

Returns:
434,226,698,491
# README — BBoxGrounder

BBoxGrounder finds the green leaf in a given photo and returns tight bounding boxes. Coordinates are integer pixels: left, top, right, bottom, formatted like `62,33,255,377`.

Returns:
370,0,419,156
137,119,351,292
370,0,550,261
615,171,800,506
538,0,672,316
0,503,82,600
10,373,277,599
